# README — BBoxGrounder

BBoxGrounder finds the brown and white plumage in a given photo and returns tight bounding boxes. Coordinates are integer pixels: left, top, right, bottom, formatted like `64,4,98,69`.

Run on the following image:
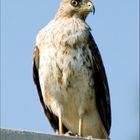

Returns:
33,0,111,139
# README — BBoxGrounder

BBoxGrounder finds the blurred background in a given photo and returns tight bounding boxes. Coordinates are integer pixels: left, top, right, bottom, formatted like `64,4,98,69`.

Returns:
1,0,139,140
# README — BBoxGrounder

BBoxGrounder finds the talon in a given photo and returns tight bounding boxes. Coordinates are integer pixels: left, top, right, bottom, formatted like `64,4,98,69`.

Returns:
85,136,94,139
64,131,74,136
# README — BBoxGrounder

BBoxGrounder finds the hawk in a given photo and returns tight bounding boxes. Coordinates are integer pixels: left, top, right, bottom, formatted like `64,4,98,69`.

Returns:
33,0,111,139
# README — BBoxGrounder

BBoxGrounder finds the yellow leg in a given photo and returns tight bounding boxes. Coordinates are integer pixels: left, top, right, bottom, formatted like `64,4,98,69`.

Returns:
79,116,83,136
59,114,63,135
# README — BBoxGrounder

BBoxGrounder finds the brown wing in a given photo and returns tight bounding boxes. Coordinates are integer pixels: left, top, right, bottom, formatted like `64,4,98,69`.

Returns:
88,33,111,134
32,46,68,133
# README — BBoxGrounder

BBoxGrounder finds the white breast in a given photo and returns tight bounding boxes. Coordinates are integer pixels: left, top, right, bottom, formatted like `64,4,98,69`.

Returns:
36,18,107,138
39,46,106,137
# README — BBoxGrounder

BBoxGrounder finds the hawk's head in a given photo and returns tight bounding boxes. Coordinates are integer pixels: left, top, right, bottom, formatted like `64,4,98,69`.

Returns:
55,0,95,20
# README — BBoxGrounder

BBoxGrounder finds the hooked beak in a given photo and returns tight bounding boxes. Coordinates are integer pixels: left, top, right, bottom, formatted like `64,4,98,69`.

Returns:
80,0,95,15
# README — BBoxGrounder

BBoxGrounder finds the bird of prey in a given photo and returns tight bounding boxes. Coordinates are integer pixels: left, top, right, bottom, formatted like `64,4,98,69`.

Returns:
33,0,111,139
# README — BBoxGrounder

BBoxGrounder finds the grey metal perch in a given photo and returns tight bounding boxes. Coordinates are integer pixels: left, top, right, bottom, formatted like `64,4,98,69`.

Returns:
0,128,109,140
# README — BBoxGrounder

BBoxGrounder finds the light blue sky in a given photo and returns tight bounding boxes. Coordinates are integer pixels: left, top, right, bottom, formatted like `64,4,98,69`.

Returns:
1,0,139,140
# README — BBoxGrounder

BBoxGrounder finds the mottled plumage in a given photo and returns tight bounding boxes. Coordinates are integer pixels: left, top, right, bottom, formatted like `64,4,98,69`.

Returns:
33,0,111,139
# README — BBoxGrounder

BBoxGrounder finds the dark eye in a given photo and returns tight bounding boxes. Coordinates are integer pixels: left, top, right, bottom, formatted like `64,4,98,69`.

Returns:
71,0,79,7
